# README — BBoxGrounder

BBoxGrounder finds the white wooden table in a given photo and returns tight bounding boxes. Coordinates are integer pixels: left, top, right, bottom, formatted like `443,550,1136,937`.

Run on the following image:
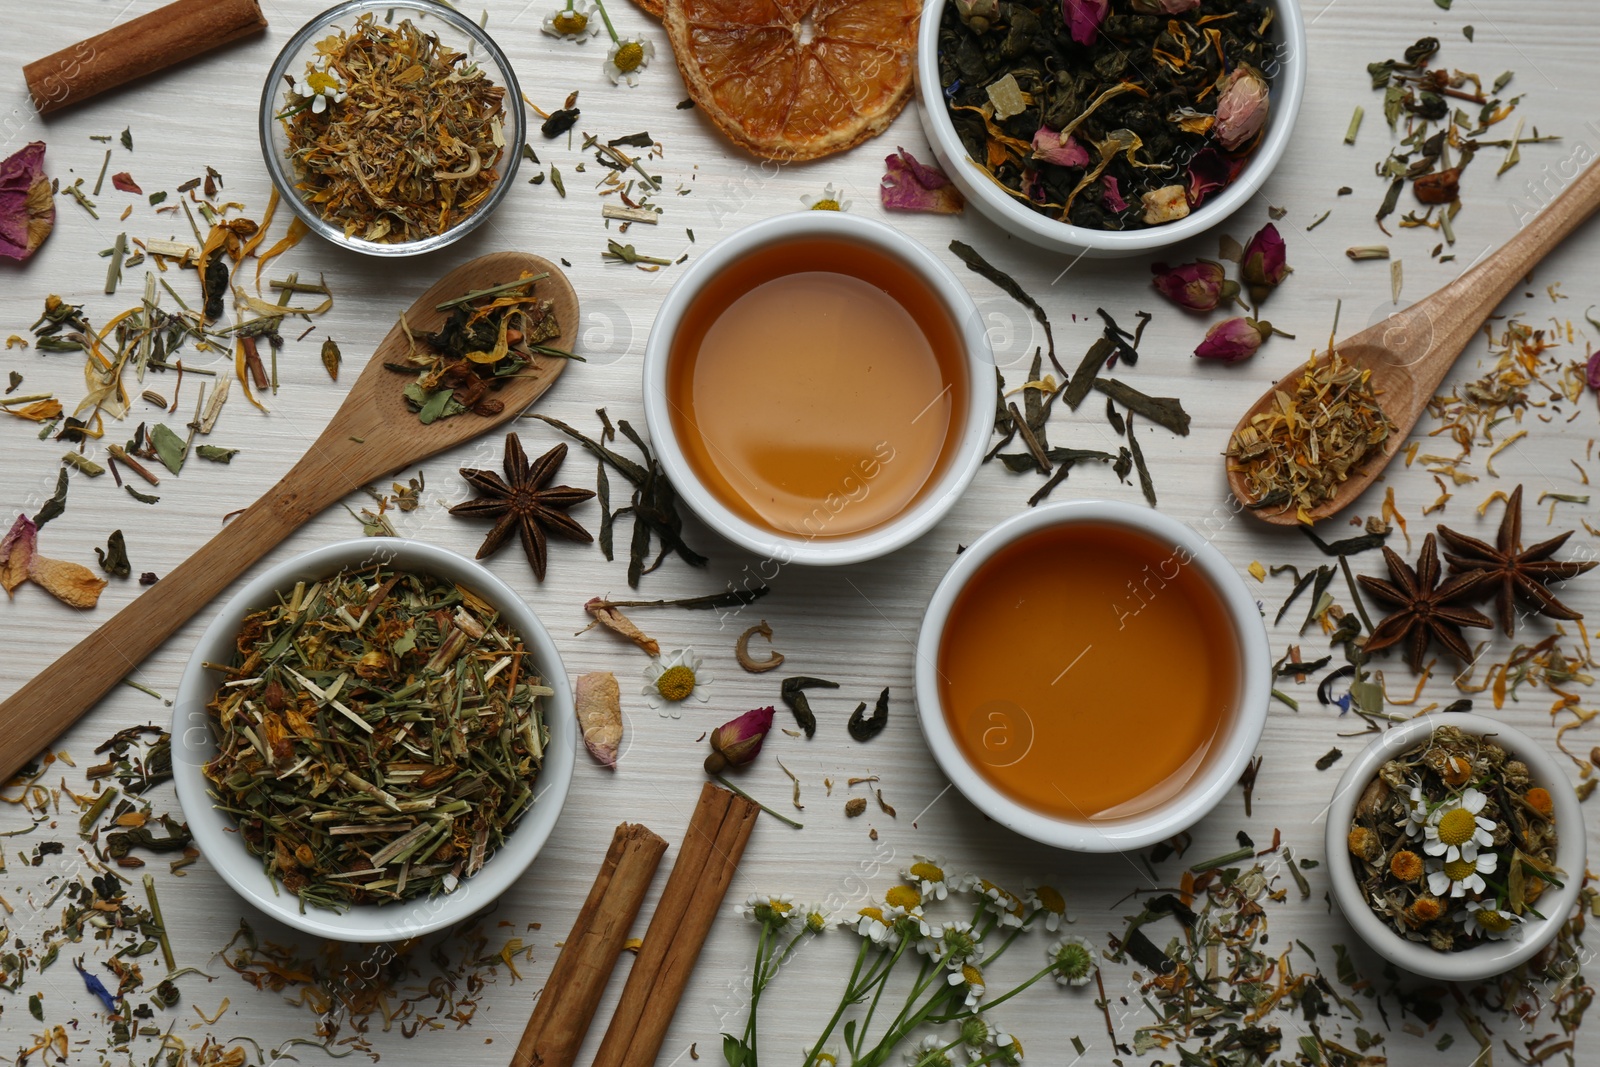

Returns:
3,1,1598,1063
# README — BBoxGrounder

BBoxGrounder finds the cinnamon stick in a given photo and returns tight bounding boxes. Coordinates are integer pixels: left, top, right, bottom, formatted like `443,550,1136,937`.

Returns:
25,0,268,115
513,822,666,1067
593,782,760,1067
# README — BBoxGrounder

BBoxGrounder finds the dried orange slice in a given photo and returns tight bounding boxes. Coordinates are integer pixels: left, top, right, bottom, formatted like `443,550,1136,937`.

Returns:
664,0,917,161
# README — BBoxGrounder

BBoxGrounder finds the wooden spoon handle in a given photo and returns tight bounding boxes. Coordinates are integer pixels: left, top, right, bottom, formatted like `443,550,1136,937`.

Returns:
1427,161,1600,351
0,452,350,783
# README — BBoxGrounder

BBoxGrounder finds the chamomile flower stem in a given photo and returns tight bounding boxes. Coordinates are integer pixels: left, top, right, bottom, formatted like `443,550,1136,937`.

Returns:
743,921,771,1064
855,940,909,1055
980,924,1029,967
935,963,1055,1022
804,938,872,1067
714,775,804,829
859,968,956,1067
591,0,620,43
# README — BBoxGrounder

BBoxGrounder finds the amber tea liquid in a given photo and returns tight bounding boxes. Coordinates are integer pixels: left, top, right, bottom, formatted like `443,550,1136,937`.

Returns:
665,236,968,538
938,521,1241,822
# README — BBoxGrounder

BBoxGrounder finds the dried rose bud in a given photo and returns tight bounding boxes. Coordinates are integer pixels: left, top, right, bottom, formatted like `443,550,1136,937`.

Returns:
1130,0,1200,12
1141,184,1190,225
1412,167,1461,205
1215,65,1270,151
1194,317,1272,363
1061,0,1108,46
1030,126,1089,168
1151,260,1239,312
1239,222,1291,303
704,706,776,774
1587,350,1600,392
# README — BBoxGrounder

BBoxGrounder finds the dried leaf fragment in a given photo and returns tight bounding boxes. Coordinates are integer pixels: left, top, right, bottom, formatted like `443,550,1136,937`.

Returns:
574,671,623,769
584,596,660,655
734,620,785,673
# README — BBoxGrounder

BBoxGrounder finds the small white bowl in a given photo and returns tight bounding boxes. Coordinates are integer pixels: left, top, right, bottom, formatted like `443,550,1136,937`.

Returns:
641,211,994,566
915,0,1307,258
913,501,1271,851
1325,715,1586,982
172,539,575,942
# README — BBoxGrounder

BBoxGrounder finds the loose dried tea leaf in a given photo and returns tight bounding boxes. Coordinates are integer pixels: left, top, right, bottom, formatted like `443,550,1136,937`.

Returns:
276,16,509,243
96,530,130,578
320,338,341,380
735,620,784,673
149,423,186,475
1092,379,1191,436
195,445,239,464
125,485,159,504
949,239,1059,373
1315,747,1343,770
33,468,68,527
848,688,890,742
574,671,622,769
1063,337,1115,410
583,596,660,655
780,675,837,739
1126,413,1157,507
1227,351,1394,524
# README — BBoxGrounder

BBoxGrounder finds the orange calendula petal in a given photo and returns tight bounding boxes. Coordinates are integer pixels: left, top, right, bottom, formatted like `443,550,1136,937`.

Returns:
27,554,108,609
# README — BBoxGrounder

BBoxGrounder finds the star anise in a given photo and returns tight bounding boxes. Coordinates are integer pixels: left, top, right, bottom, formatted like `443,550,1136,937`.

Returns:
1437,484,1596,636
1358,533,1492,672
448,433,594,579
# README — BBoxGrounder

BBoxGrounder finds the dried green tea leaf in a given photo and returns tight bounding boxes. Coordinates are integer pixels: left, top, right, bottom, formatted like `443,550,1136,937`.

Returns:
1126,413,1157,507
96,529,131,578
149,423,186,475
33,468,68,526
1064,337,1115,410
195,445,239,464
125,485,159,504
848,688,889,742
1093,379,1191,436
948,239,1058,374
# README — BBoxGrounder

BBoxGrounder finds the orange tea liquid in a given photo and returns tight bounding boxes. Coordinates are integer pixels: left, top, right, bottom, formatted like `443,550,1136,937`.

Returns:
937,522,1240,822
664,236,967,539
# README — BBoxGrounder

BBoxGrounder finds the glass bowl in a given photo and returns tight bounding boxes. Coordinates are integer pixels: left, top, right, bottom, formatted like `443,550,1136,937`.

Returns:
259,0,524,257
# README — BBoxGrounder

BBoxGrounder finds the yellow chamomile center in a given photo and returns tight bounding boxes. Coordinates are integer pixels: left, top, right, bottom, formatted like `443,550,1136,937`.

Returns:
910,861,945,883
1437,806,1477,847
655,665,696,702
961,963,984,988
857,906,885,924
1443,857,1475,881
305,69,340,95
614,41,645,73
553,10,588,33
1475,908,1513,933
885,885,921,909
810,198,842,211
1035,885,1066,914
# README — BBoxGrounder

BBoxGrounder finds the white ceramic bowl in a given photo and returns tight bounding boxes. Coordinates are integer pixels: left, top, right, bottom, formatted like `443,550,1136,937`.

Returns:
172,539,575,942
641,211,994,566
1325,715,1586,982
915,0,1307,258
913,501,1271,851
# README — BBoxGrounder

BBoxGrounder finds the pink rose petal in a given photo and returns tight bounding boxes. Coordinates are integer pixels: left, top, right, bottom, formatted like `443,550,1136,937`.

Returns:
0,142,55,263
1031,126,1090,168
881,148,965,214
0,514,37,596
1062,0,1109,46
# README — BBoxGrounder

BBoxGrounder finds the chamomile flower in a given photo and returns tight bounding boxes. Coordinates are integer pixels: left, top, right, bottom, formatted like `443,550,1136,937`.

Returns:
948,961,986,1009
905,856,954,901
804,1045,840,1067
641,648,712,716
801,183,851,211
1046,935,1097,986
1024,883,1069,931
740,893,795,927
1456,899,1524,941
800,902,831,933
906,1034,953,1067
894,906,936,947
604,36,655,86
845,904,902,945
290,60,347,114
1423,787,1496,863
977,879,1027,928
958,1015,998,1060
993,1033,1025,1065
935,921,981,970
1397,779,1429,838
1428,851,1497,899
542,1,600,39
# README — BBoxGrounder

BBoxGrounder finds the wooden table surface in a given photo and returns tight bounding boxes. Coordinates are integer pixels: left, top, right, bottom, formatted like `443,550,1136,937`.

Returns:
2,1,1598,1064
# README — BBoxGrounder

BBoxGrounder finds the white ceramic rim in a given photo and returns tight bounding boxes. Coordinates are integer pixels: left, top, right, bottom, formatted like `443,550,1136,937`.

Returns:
1324,714,1587,982
258,0,525,258
641,211,995,566
914,0,1307,257
171,538,575,942
912,500,1271,851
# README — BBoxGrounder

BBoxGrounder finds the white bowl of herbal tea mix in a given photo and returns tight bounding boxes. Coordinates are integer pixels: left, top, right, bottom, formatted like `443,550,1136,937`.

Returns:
1326,715,1585,982
916,0,1307,256
172,539,575,942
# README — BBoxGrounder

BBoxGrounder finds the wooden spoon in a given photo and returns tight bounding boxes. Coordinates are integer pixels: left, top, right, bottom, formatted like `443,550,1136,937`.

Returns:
1228,160,1600,526
0,251,578,784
